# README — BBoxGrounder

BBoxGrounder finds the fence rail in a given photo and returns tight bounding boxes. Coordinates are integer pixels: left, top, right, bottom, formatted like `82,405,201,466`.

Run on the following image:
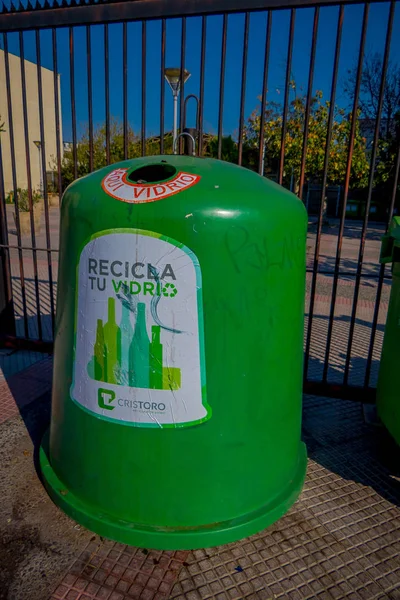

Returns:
0,0,389,31
0,0,399,402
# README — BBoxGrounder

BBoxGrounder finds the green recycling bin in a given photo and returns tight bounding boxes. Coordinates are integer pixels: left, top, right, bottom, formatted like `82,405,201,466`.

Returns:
40,156,307,549
377,216,400,446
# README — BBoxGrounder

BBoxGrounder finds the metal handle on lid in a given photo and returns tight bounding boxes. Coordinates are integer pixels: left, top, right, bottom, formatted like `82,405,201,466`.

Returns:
173,132,196,156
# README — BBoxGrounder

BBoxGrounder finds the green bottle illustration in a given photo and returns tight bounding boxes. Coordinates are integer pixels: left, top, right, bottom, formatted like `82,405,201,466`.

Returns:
120,302,134,385
129,302,150,388
103,297,121,384
93,319,106,381
149,325,163,389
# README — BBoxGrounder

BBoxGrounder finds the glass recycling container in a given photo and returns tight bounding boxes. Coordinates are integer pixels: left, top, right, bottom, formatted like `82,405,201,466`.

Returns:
40,156,308,549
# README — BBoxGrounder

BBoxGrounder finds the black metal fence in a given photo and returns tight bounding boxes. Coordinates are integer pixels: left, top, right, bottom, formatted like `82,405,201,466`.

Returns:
0,0,399,401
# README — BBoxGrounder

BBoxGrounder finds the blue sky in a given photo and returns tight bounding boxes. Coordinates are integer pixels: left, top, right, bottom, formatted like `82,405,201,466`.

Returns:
5,2,400,142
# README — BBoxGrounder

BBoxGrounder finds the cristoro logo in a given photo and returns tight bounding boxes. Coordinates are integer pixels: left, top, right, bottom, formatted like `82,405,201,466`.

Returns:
98,388,116,410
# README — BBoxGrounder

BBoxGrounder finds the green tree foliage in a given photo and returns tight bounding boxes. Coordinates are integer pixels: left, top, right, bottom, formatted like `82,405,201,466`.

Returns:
59,118,230,190
58,96,370,196
243,89,370,191
375,114,400,185
5,187,41,211
204,135,238,163
59,119,174,189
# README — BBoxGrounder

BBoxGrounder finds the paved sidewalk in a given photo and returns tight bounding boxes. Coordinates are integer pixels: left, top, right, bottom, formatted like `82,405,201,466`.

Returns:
0,358,399,600
0,348,48,382
0,354,52,424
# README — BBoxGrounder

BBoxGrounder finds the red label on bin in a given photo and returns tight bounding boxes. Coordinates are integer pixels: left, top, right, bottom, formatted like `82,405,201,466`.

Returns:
102,168,200,204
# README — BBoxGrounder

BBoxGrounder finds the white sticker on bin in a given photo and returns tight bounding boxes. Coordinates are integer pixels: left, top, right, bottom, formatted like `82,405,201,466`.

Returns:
71,229,211,428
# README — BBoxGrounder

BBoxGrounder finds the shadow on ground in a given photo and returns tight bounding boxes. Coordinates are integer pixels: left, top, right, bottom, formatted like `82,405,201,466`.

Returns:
304,352,400,510
306,256,386,279
305,312,385,387
0,392,93,600
1,350,54,513
308,218,386,241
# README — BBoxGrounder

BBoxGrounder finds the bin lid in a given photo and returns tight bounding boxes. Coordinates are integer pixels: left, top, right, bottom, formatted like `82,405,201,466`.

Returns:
380,216,400,264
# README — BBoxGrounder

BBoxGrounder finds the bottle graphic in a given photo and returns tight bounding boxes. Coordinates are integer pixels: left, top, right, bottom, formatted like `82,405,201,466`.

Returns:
120,302,134,385
88,296,181,391
93,319,106,381
103,297,122,384
129,302,150,388
149,325,163,389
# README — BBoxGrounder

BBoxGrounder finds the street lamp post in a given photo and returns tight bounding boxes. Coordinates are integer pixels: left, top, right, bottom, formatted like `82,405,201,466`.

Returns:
164,67,191,149
33,140,43,195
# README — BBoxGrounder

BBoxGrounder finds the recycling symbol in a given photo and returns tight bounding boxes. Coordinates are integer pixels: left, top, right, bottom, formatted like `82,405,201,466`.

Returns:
162,283,178,298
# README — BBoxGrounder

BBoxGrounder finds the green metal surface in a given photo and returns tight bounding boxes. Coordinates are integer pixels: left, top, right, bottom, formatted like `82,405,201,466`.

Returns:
40,156,308,549
377,216,400,446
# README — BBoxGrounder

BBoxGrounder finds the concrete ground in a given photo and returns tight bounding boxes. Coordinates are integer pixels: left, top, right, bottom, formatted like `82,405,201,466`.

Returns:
0,357,399,600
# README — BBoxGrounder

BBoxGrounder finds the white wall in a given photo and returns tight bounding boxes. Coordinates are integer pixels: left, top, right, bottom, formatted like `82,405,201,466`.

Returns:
0,49,63,196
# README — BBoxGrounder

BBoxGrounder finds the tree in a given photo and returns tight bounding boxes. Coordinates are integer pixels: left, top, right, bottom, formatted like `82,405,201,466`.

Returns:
244,90,370,192
58,120,239,189
58,119,174,190
344,52,400,194
375,113,400,186
344,52,400,138
204,135,238,163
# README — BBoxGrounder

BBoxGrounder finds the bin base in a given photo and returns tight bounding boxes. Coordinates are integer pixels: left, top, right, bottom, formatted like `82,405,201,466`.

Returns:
40,434,307,550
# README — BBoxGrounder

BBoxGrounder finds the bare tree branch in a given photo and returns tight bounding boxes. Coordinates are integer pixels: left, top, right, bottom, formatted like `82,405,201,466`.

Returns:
344,51,400,134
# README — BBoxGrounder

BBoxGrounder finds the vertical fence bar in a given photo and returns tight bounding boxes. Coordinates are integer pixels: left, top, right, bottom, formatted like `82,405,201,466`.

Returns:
52,28,63,203
304,5,344,380
198,16,207,157
344,1,395,385
87,25,94,172
323,3,369,381
237,12,250,166
69,27,78,181
258,11,272,176
123,22,128,159
36,28,55,337
142,20,146,157
160,18,166,154
105,24,110,165
365,143,400,387
218,13,228,160
19,30,42,340
179,17,187,155
3,32,28,338
278,8,296,186
0,136,16,336
298,7,319,199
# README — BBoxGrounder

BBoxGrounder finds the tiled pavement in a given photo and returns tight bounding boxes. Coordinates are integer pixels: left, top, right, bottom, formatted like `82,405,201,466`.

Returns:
167,398,400,600
51,547,192,600
0,357,399,600
50,548,191,600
